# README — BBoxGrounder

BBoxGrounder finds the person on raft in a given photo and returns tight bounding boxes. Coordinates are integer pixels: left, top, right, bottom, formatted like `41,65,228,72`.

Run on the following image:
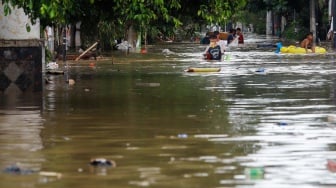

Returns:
300,32,315,53
204,34,224,60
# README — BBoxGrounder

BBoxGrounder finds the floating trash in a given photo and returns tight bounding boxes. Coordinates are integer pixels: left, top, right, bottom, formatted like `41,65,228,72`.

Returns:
90,158,116,167
277,121,288,126
3,164,35,175
39,171,62,178
46,70,64,75
89,62,96,67
67,79,75,85
141,47,147,54
223,54,231,61
45,78,52,84
38,171,62,184
245,167,264,180
177,134,188,138
162,49,175,55
255,67,265,73
253,67,267,75
136,83,160,87
46,62,59,70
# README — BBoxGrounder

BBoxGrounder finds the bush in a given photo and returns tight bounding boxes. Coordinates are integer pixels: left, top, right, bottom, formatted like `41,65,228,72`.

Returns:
45,48,52,63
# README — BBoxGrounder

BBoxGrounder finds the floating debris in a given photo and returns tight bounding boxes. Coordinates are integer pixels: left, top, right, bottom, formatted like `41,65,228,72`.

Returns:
141,47,147,54
277,121,288,126
90,158,116,167
177,134,188,138
136,83,160,87
38,171,62,184
256,67,265,72
3,164,35,175
245,167,264,180
39,171,62,178
45,78,52,84
46,70,64,75
46,62,59,70
162,49,175,55
223,54,231,61
255,67,266,75
89,62,96,67
67,79,75,85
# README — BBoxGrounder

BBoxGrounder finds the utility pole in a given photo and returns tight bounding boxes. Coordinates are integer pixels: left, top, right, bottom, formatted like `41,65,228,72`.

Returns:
266,11,272,35
63,26,69,82
310,0,316,44
333,0,336,48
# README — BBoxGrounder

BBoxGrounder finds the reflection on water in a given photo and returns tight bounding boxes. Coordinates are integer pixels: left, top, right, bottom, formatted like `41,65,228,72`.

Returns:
2,36,336,187
0,94,44,187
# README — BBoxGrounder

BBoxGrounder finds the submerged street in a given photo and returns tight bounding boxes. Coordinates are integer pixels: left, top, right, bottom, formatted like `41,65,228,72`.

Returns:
1,35,336,188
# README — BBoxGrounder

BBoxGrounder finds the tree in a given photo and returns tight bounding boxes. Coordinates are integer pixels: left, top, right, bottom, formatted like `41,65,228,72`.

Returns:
197,0,247,25
1,0,95,26
2,0,251,49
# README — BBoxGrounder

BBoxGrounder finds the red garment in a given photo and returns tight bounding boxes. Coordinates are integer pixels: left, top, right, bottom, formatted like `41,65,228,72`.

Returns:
238,34,244,44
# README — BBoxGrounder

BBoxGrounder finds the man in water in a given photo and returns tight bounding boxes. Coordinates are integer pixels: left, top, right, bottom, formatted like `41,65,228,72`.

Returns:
227,29,236,45
236,28,244,44
204,35,222,60
300,32,315,53
213,31,226,51
200,32,211,44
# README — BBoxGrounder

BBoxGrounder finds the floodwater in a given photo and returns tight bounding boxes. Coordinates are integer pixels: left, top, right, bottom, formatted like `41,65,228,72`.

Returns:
2,34,336,188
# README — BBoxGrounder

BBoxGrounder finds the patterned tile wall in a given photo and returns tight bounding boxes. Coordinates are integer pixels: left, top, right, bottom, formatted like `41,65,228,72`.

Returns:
0,47,42,94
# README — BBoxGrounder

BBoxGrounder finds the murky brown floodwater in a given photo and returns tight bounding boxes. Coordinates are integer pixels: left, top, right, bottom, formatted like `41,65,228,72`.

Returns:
2,34,336,188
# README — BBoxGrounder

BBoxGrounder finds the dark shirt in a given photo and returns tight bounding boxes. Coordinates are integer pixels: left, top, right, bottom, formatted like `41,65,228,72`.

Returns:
227,34,234,44
207,45,222,60
201,36,210,44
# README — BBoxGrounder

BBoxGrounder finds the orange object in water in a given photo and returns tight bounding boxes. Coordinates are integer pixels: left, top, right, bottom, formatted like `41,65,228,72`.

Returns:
141,48,147,54
89,62,95,67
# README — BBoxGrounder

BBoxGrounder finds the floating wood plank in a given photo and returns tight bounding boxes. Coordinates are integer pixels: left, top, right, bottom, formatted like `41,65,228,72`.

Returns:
75,41,98,61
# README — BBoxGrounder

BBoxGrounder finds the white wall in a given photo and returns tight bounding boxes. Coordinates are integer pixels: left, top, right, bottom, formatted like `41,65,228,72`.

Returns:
0,4,40,40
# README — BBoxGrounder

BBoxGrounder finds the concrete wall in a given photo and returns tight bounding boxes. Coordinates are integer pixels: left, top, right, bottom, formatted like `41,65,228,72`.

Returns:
0,5,40,39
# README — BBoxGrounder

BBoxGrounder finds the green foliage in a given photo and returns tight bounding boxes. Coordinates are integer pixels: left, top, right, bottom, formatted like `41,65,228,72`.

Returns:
242,10,266,34
263,0,287,13
197,0,247,24
97,21,124,50
6,0,329,45
113,0,182,33
1,0,95,26
45,48,52,63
